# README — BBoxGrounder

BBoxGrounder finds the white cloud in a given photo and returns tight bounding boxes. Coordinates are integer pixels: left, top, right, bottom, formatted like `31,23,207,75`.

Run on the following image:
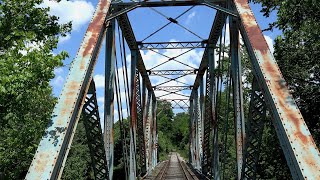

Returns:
41,0,95,43
97,96,104,104
264,35,274,54
51,75,64,87
59,34,71,44
94,74,105,88
51,67,65,87
54,67,64,74
186,11,196,24
42,0,94,31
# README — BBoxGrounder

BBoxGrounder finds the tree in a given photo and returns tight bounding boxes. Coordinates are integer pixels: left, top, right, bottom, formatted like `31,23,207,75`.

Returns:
62,120,94,180
250,0,320,146
0,0,71,179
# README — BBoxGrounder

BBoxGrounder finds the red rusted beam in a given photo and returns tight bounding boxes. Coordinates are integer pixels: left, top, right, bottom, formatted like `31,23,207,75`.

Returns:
26,0,111,179
234,0,320,179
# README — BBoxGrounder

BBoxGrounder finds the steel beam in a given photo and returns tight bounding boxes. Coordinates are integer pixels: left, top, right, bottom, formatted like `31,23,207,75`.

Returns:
202,64,212,175
143,90,152,172
113,0,208,8
199,78,205,173
130,50,146,177
104,18,115,180
172,106,189,110
138,41,208,50
189,91,195,167
83,80,109,180
161,99,189,101
148,69,197,76
191,11,227,95
230,15,245,180
234,0,320,179
25,1,110,179
194,89,201,170
154,86,193,91
208,46,219,179
151,97,158,167
241,78,266,179
129,50,138,180
113,0,236,17
117,13,155,100
105,3,140,22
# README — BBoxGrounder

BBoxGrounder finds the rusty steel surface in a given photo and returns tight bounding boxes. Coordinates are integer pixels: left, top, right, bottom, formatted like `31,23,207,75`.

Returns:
234,0,320,179
230,16,245,179
129,50,138,180
25,0,110,179
143,91,152,172
151,98,158,168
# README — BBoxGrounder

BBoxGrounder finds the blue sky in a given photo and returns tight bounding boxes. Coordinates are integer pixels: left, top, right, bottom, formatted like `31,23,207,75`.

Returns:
46,0,281,121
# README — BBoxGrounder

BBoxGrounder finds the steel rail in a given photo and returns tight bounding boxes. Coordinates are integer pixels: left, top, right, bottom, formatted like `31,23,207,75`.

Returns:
155,159,171,180
176,153,195,180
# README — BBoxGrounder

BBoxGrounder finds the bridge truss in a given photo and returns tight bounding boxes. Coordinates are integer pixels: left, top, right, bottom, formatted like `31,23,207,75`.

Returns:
26,0,320,179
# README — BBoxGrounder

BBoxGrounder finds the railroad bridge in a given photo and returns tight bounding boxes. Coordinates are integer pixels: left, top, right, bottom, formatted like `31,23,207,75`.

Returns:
25,0,320,179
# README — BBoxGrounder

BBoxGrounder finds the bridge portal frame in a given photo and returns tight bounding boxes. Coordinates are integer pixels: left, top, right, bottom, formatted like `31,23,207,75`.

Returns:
25,0,320,180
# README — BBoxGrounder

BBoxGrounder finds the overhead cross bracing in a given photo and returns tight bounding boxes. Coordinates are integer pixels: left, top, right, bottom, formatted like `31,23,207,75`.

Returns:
25,0,320,180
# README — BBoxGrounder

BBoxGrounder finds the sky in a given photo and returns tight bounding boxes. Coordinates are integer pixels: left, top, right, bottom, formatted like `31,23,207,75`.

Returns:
46,0,281,122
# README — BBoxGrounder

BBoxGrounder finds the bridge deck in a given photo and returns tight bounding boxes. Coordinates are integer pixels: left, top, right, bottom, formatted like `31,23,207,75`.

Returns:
144,152,200,180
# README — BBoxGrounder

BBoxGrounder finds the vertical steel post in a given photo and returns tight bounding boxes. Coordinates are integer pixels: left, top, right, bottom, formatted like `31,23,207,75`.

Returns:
104,19,115,180
199,78,204,172
202,47,216,175
202,72,211,174
189,95,194,164
230,16,246,180
194,88,201,170
136,78,146,176
151,96,158,168
209,47,219,180
129,50,138,180
143,90,152,172
130,50,146,177
25,1,110,179
233,0,320,178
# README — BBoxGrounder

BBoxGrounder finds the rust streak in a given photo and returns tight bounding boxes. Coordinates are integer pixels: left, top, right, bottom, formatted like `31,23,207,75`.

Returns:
35,153,49,173
82,0,109,57
236,0,270,55
262,60,311,145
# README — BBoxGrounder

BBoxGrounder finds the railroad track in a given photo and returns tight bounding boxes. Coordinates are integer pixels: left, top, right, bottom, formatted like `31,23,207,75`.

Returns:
155,152,198,180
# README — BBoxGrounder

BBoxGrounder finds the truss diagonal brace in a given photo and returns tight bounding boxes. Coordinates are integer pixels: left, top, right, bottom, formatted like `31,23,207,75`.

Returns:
105,3,140,22
241,78,266,179
154,86,193,91
25,1,110,179
202,0,238,17
117,13,155,100
138,41,208,50
83,80,109,180
191,11,227,95
148,69,197,76
234,0,320,179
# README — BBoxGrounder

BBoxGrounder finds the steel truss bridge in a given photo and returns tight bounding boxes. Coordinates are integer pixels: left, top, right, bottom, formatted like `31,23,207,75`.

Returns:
26,0,320,179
